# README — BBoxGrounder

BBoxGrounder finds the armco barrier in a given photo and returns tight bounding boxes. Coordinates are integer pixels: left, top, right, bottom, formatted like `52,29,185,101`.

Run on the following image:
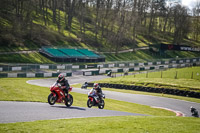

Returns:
0,72,72,78
1,57,199,77
93,83,200,98
85,62,197,76
1,57,200,72
0,64,72,72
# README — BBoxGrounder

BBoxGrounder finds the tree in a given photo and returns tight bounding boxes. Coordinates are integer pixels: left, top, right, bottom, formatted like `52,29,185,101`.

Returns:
65,0,77,31
192,1,200,41
172,5,190,44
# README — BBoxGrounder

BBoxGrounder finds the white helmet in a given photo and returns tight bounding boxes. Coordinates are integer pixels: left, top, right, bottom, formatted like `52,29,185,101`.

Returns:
93,83,99,89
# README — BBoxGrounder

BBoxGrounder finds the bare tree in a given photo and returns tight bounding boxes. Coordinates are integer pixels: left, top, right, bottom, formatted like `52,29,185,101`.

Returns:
192,1,200,41
65,0,76,31
172,5,190,44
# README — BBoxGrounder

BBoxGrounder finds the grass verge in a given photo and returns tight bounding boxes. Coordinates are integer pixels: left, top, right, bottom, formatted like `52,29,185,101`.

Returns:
0,116,200,133
74,84,200,103
1,78,200,132
97,67,200,92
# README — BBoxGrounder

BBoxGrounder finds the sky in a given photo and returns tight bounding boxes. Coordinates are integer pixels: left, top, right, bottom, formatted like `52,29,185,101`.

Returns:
182,0,199,9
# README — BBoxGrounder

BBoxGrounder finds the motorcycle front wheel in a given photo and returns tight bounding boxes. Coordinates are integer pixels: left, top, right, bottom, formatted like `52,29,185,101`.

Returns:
98,100,104,109
87,99,93,108
65,94,73,107
48,93,57,105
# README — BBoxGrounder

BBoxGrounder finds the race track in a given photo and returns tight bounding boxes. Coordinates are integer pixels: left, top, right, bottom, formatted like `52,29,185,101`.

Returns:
0,75,146,123
1,75,200,123
0,101,142,123
27,75,200,117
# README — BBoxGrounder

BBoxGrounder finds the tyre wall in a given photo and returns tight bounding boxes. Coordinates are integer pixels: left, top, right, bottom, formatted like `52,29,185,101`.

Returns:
88,83,200,98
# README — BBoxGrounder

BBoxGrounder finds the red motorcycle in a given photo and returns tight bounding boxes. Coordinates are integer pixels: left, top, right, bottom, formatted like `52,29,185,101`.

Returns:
48,82,73,107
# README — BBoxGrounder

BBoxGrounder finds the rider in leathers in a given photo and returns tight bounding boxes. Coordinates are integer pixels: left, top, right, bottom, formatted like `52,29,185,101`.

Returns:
90,83,103,102
57,74,70,98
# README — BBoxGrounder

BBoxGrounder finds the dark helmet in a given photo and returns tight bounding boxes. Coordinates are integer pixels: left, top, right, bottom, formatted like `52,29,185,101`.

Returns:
58,74,65,82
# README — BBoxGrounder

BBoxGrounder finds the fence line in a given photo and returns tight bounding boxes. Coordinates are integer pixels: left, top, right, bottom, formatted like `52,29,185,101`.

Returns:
129,70,200,80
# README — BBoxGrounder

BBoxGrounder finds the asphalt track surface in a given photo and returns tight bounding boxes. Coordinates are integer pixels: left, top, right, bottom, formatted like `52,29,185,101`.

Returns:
27,75,200,117
0,101,141,123
0,75,145,123
1,75,200,123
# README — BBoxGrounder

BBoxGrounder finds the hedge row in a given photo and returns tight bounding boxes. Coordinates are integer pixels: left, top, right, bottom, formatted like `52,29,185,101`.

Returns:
88,83,200,98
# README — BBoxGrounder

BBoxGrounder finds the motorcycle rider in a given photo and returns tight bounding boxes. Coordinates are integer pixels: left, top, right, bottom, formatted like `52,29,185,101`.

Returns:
82,82,88,89
91,83,103,101
57,74,70,98
190,106,199,117
107,70,112,77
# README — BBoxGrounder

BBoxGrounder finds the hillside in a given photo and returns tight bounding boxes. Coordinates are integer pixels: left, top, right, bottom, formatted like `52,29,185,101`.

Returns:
0,0,200,63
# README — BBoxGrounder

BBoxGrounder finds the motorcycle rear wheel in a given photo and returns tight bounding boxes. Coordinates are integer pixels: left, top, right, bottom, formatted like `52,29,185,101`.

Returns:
48,93,57,105
98,100,104,109
65,94,73,107
87,99,93,108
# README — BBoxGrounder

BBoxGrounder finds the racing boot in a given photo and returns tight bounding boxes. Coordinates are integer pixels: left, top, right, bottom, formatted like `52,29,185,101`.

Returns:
64,90,68,101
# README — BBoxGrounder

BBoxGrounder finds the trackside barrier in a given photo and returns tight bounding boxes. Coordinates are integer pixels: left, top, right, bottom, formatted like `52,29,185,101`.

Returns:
83,70,99,76
0,57,200,72
1,62,198,77
0,64,72,72
0,72,72,78
85,62,196,76
88,83,200,99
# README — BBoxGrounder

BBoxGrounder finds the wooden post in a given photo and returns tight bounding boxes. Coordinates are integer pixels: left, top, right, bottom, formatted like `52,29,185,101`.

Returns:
175,71,178,79
191,72,193,79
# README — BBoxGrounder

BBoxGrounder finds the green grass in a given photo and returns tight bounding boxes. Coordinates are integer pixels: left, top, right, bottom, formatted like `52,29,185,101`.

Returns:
0,49,199,64
97,67,200,92
104,50,200,62
1,79,200,132
0,40,40,52
0,78,174,116
0,78,49,102
75,84,200,103
103,87,200,103
98,77,200,92
135,67,200,80
0,116,200,133
0,52,54,64
1,49,200,64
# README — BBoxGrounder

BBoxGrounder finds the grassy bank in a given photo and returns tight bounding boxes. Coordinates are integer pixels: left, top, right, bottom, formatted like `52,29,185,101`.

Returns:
104,50,200,62
97,67,200,92
0,52,54,64
133,67,200,80
0,50,152,63
0,116,200,133
1,49,200,64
